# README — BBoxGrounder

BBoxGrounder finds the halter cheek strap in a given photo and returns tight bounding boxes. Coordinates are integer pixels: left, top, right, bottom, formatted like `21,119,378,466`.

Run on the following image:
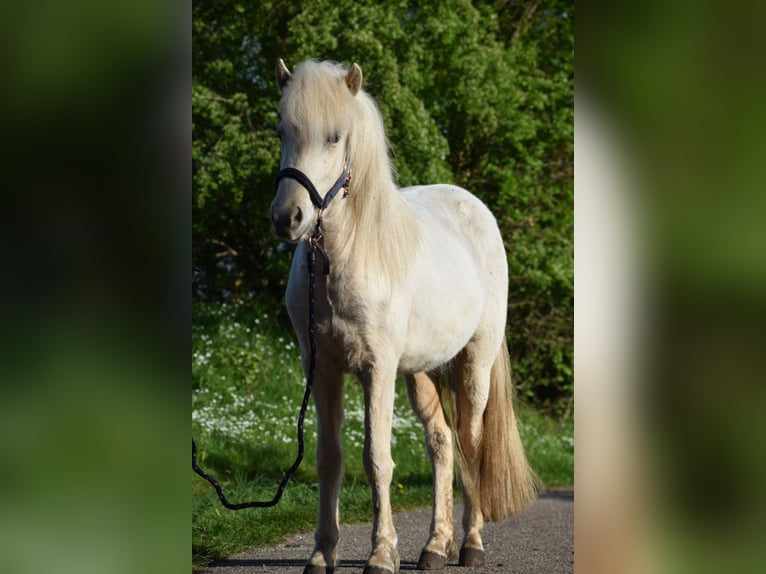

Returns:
275,159,352,275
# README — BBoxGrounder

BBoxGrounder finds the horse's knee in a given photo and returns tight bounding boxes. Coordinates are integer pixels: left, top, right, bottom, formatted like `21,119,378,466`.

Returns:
362,411,395,481
317,442,343,474
363,448,393,483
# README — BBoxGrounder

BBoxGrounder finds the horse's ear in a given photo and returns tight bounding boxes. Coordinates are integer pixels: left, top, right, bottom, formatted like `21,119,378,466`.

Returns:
276,58,292,90
345,63,363,96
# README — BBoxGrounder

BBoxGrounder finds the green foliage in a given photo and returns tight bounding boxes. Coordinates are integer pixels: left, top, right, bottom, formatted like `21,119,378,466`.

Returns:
192,1,573,413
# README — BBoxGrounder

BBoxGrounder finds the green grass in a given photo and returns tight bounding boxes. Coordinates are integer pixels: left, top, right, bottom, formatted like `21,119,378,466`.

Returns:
192,301,573,566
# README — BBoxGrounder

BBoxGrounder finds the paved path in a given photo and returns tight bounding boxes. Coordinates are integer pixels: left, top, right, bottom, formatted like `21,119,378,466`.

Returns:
199,490,573,574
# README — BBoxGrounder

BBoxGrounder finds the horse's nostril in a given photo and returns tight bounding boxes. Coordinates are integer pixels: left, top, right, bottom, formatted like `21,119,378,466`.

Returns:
293,206,303,225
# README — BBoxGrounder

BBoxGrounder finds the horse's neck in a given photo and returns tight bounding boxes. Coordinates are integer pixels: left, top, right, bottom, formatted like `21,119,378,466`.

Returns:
323,174,418,288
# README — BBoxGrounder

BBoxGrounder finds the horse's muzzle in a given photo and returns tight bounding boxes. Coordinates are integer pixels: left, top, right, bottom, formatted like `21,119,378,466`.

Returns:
270,201,305,241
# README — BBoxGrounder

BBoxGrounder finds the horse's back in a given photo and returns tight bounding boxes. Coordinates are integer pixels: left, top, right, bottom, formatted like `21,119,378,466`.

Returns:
400,184,506,274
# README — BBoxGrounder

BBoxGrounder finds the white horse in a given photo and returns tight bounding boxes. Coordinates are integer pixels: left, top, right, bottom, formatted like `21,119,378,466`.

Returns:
270,59,537,574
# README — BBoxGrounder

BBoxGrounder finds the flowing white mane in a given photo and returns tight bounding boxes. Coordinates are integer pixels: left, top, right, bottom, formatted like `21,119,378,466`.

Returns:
280,60,420,286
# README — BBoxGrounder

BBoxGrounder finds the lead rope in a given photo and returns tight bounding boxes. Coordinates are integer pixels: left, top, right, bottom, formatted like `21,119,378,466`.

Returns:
191,241,320,509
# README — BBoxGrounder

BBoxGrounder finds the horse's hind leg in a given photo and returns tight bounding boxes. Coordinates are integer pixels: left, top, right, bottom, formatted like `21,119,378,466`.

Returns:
454,347,492,567
405,372,457,570
304,363,344,574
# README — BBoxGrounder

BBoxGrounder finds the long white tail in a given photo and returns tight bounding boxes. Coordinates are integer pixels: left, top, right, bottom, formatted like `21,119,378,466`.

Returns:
447,338,539,521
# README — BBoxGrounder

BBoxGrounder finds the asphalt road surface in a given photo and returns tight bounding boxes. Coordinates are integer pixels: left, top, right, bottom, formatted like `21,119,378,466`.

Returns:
198,490,573,574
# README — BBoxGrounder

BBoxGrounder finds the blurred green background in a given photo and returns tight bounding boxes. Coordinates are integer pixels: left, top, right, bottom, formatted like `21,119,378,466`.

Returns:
579,1,766,573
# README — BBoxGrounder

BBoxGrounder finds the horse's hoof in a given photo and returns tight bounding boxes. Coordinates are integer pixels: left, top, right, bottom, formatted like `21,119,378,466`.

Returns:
417,550,447,570
458,547,485,567
303,566,332,574
364,544,399,574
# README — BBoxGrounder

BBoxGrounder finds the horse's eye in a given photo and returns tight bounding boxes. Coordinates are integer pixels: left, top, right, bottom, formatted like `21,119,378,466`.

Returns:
327,132,340,145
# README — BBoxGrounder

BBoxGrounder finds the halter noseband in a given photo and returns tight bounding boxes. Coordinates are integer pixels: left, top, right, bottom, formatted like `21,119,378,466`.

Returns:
275,158,352,274
276,160,351,213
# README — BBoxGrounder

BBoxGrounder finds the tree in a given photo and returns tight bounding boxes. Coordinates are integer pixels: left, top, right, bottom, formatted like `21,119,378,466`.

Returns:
192,0,573,415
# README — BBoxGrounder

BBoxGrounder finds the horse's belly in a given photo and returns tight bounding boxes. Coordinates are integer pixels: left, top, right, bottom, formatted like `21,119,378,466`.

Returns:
398,262,485,374
399,304,482,373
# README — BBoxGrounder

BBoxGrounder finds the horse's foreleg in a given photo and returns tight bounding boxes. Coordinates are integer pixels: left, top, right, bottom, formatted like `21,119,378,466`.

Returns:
405,372,456,570
305,364,344,574
361,364,399,574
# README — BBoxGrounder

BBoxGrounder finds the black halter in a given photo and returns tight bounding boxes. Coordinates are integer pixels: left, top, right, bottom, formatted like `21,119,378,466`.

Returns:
275,158,352,274
276,161,351,212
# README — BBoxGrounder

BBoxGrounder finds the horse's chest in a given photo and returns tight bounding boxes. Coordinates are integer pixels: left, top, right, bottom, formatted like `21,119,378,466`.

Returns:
324,285,384,366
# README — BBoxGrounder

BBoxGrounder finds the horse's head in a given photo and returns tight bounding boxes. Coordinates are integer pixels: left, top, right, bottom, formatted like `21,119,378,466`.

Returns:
271,59,362,241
